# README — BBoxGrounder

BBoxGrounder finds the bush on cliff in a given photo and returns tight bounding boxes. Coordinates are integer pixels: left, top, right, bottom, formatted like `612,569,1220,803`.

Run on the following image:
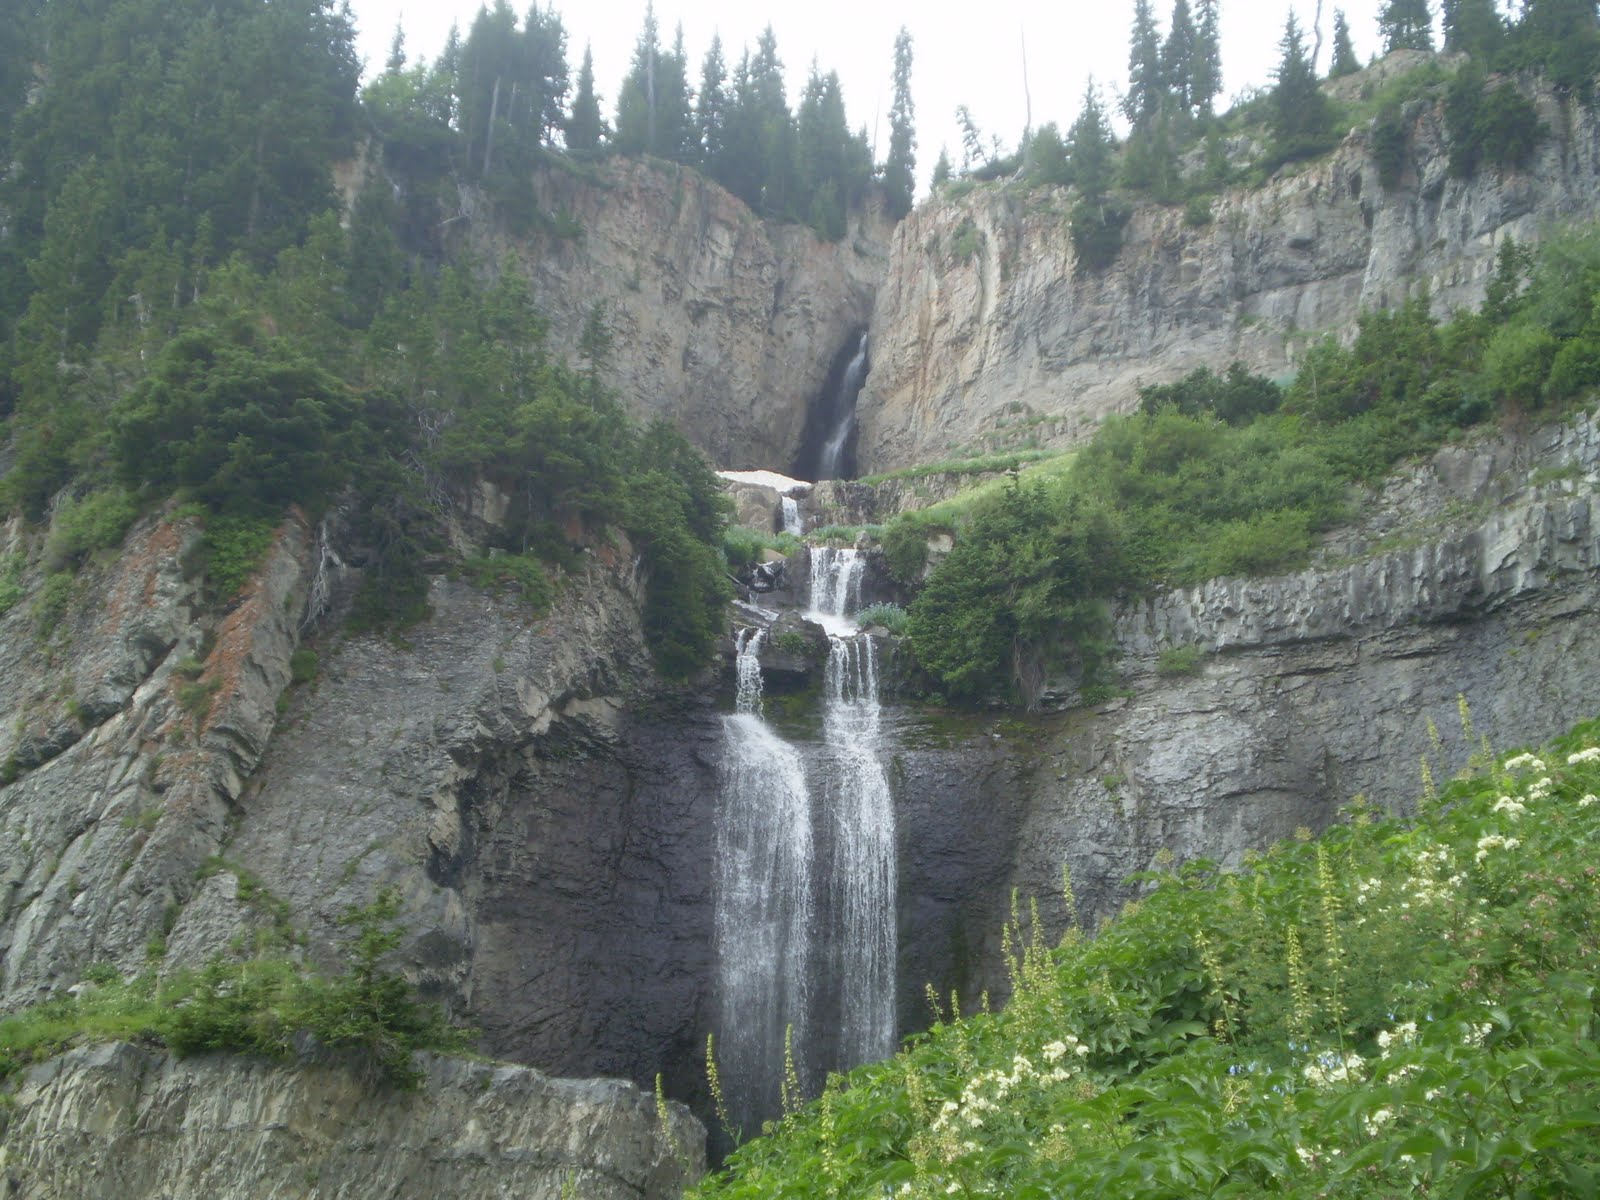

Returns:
693,712,1600,1197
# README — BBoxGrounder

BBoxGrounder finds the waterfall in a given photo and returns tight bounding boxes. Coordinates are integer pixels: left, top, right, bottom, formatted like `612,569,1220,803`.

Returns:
816,334,869,481
807,548,898,1067
715,630,815,1126
713,557,897,1132
780,495,803,536
806,546,864,637
821,635,898,1066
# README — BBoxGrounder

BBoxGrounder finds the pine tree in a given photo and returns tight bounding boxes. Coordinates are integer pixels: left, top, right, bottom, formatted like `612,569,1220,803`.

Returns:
1126,0,1165,127
567,44,604,151
931,146,953,189
695,35,728,171
882,27,916,220
1194,0,1223,116
1066,81,1115,197
1272,11,1334,156
750,26,795,218
1330,9,1362,76
1163,0,1198,112
1378,0,1435,53
1441,0,1503,58
613,3,662,155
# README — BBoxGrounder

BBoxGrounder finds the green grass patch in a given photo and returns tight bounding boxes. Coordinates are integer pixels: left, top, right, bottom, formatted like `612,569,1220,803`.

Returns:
0,890,469,1088
1155,643,1205,676
696,713,1600,1196
856,450,1059,487
722,527,800,569
463,554,554,613
856,603,908,634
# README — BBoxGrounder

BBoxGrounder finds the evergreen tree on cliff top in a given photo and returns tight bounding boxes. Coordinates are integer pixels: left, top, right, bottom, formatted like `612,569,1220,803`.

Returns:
1163,0,1198,112
1329,9,1362,76
567,44,604,151
1125,0,1166,126
882,27,916,220
1271,11,1335,158
1379,0,1436,52
1193,0,1223,116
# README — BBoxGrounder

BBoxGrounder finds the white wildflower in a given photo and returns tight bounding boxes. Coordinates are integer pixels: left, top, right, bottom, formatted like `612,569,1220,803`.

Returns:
1566,747,1600,765
1363,1107,1395,1137
1042,1041,1067,1063
1502,753,1546,773
1579,794,1597,809
1491,795,1528,818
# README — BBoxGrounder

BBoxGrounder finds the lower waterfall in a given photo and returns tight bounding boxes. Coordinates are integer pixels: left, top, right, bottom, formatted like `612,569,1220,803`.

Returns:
712,550,899,1136
715,630,815,1126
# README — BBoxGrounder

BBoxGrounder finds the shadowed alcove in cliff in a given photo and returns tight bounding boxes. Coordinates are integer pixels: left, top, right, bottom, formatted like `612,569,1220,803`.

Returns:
792,329,870,481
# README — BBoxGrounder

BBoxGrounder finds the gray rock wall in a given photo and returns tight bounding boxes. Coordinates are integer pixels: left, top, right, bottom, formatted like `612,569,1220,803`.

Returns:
856,64,1600,472
0,1042,701,1200
461,158,891,471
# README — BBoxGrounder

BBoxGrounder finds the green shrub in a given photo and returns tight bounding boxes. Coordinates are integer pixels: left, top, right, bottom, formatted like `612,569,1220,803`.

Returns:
880,521,931,585
1155,643,1204,676
199,515,278,600
176,678,222,721
1481,322,1560,407
44,489,138,570
1181,195,1213,227
722,527,798,570
288,649,319,686
31,571,73,631
1069,196,1130,274
771,631,810,657
0,890,468,1089
464,554,554,612
856,603,908,634
0,555,22,615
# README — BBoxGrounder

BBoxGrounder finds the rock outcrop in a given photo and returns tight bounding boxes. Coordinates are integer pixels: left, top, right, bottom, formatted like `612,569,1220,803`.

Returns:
0,1041,701,1200
462,159,892,471
994,410,1600,969
856,62,1600,472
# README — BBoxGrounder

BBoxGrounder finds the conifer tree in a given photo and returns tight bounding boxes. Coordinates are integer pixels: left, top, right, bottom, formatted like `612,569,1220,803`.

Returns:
1163,0,1198,112
1330,9,1362,76
695,35,728,171
1379,0,1435,53
1271,10,1333,156
882,27,916,219
1126,0,1166,126
1194,0,1223,116
1441,0,1503,58
614,3,663,155
931,146,953,189
1066,82,1115,196
567,43,604,151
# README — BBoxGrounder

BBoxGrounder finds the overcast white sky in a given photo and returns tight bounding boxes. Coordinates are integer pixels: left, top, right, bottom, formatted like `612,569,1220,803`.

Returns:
348,0,1394,192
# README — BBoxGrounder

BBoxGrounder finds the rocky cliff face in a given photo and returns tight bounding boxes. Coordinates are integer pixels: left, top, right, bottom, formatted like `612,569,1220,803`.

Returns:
0,1041,701,1200
992,410,1600,967
855,65,1600,472
462,159,891,471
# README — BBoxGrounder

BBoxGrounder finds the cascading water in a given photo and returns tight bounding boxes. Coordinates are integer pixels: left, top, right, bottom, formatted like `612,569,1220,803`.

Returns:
712,551,898,1135
781,495,803,535
807,547,899,1067
821,633,897,1066
715,629,816,1125
816,334,869,481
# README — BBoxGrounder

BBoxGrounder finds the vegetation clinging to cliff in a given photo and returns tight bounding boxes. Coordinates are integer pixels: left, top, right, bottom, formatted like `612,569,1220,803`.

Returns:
694,712,1600,1197
894,228,1600,705
0,2,733,677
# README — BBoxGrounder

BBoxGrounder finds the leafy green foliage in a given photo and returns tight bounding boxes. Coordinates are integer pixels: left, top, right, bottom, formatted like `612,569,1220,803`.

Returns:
855,603,908,634
110,329,360,517
197,515,279,601
1138,363,1283,425
463,554,555,613
0,889,467,1088
43,490,138,571
695,715,1600,1197
722,527,800,570
1445,68,1545,179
